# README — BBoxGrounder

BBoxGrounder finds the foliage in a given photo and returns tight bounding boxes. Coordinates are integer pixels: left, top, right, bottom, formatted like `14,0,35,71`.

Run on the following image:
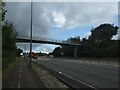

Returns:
52,23,119,58
52,47,62,57
52,36,81,57
2,3,18,70
16,48,23,57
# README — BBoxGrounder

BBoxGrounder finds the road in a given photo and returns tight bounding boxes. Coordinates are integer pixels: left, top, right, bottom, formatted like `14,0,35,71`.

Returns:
35,58,118,88
3,57,47,88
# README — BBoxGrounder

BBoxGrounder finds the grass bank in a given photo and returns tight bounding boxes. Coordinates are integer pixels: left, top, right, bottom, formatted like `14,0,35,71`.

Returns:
31,61,69,88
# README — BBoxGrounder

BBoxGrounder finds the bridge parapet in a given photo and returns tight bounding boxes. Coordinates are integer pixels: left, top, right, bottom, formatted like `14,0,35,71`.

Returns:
17,34,81,46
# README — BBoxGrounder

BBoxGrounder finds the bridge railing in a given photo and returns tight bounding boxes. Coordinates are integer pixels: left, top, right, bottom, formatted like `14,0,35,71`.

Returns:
17,33,80,45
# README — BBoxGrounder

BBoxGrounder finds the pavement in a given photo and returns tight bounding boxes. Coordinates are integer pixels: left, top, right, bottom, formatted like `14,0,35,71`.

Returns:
2,57,47,88
36,58,119,88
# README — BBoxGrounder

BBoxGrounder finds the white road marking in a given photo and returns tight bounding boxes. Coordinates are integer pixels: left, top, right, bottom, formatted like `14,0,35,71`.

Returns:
54,70,98,90
18,62,22,88
58,71,62,74
18,83,20,88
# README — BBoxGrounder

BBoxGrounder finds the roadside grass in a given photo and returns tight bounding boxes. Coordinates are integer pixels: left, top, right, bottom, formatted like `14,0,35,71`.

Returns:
31,61,69,88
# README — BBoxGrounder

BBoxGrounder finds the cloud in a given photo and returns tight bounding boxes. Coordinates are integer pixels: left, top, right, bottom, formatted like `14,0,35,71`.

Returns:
112,35,118,40
5,2,51,38
118,29,120,40
5,2,118,52
5,2,31,37
6,2,118,35
16,43,59,53
84,32,91,39
33,2,117,30
5,0,120,2
52,11,66,28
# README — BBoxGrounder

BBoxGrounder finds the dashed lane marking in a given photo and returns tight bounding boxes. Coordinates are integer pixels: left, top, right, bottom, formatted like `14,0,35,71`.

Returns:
18,83,20,88
18,62,22,88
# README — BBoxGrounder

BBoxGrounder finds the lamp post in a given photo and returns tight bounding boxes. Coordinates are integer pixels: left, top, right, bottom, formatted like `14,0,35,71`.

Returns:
29,1,33,68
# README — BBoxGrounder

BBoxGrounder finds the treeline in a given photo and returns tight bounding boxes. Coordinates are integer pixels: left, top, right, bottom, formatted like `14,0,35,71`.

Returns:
2,2,23,71
52,23,119,58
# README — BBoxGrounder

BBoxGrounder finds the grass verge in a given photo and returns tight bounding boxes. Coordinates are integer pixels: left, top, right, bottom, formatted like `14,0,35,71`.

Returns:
31,61,69,88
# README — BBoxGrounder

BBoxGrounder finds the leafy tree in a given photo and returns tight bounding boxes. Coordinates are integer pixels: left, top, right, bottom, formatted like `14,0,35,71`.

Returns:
2,3,18,70
52,47,62,57
53,36,81,57
103,40,118,57
52,23,119,58
86,23,118,57
67,36,81,44
2,22,17,70
1,2,6,22
16,48,23,57
89,23,118,48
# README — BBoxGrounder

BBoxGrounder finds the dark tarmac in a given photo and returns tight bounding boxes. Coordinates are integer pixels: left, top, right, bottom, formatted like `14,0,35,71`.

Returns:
2,57,47,88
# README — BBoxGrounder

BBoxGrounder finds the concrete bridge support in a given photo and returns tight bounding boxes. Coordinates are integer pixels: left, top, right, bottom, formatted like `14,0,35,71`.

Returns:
74,47,78,58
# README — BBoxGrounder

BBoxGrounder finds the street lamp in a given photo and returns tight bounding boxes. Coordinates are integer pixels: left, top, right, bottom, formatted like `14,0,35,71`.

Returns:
29,1,33,68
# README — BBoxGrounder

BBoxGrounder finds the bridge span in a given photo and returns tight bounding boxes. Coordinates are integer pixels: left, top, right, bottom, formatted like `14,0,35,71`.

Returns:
16,38,82,47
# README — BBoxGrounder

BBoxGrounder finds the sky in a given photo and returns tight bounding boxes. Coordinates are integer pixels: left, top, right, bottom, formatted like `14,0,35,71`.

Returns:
5,1,120,53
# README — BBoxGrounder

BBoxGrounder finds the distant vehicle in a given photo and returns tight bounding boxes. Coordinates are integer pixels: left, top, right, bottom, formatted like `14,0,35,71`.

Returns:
32,52,38,59
49,55,53,58
29,52,38,59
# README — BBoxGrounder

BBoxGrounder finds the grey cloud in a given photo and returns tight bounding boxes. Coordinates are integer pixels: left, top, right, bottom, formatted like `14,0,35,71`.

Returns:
16,43,58,53
5,2,31,37
6,2,118,52
36,2,117,30
5,2,51,38
6,2,117,36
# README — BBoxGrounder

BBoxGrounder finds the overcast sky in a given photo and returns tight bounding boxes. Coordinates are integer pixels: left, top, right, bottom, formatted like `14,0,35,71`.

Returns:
5,1,119,53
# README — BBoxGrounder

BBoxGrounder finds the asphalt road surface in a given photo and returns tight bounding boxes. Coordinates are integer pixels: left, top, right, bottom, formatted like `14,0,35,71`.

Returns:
36,58,118,88
3,57,47,88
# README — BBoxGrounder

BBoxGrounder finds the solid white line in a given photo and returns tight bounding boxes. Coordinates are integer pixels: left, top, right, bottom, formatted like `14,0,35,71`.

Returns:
58,71,62,74
35,72,49,88
52,69,98,89
61,73,98,89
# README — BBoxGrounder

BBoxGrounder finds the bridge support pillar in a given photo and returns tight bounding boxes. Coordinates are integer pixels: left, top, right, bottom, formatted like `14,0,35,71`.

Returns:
74,47,78,58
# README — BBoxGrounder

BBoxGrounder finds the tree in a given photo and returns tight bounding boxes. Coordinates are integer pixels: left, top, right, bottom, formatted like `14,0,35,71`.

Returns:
88,23,118,57
89,23,118,48
61,36,81,57
2,2,18,70
16,48,23,57
52,47,62,57
1,2,6,22
67,36,81,44
52,23,119,58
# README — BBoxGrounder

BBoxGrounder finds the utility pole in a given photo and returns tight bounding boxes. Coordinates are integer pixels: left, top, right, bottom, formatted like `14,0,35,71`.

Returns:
24,43,26,60
25,43,26,53
29,1,33,68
